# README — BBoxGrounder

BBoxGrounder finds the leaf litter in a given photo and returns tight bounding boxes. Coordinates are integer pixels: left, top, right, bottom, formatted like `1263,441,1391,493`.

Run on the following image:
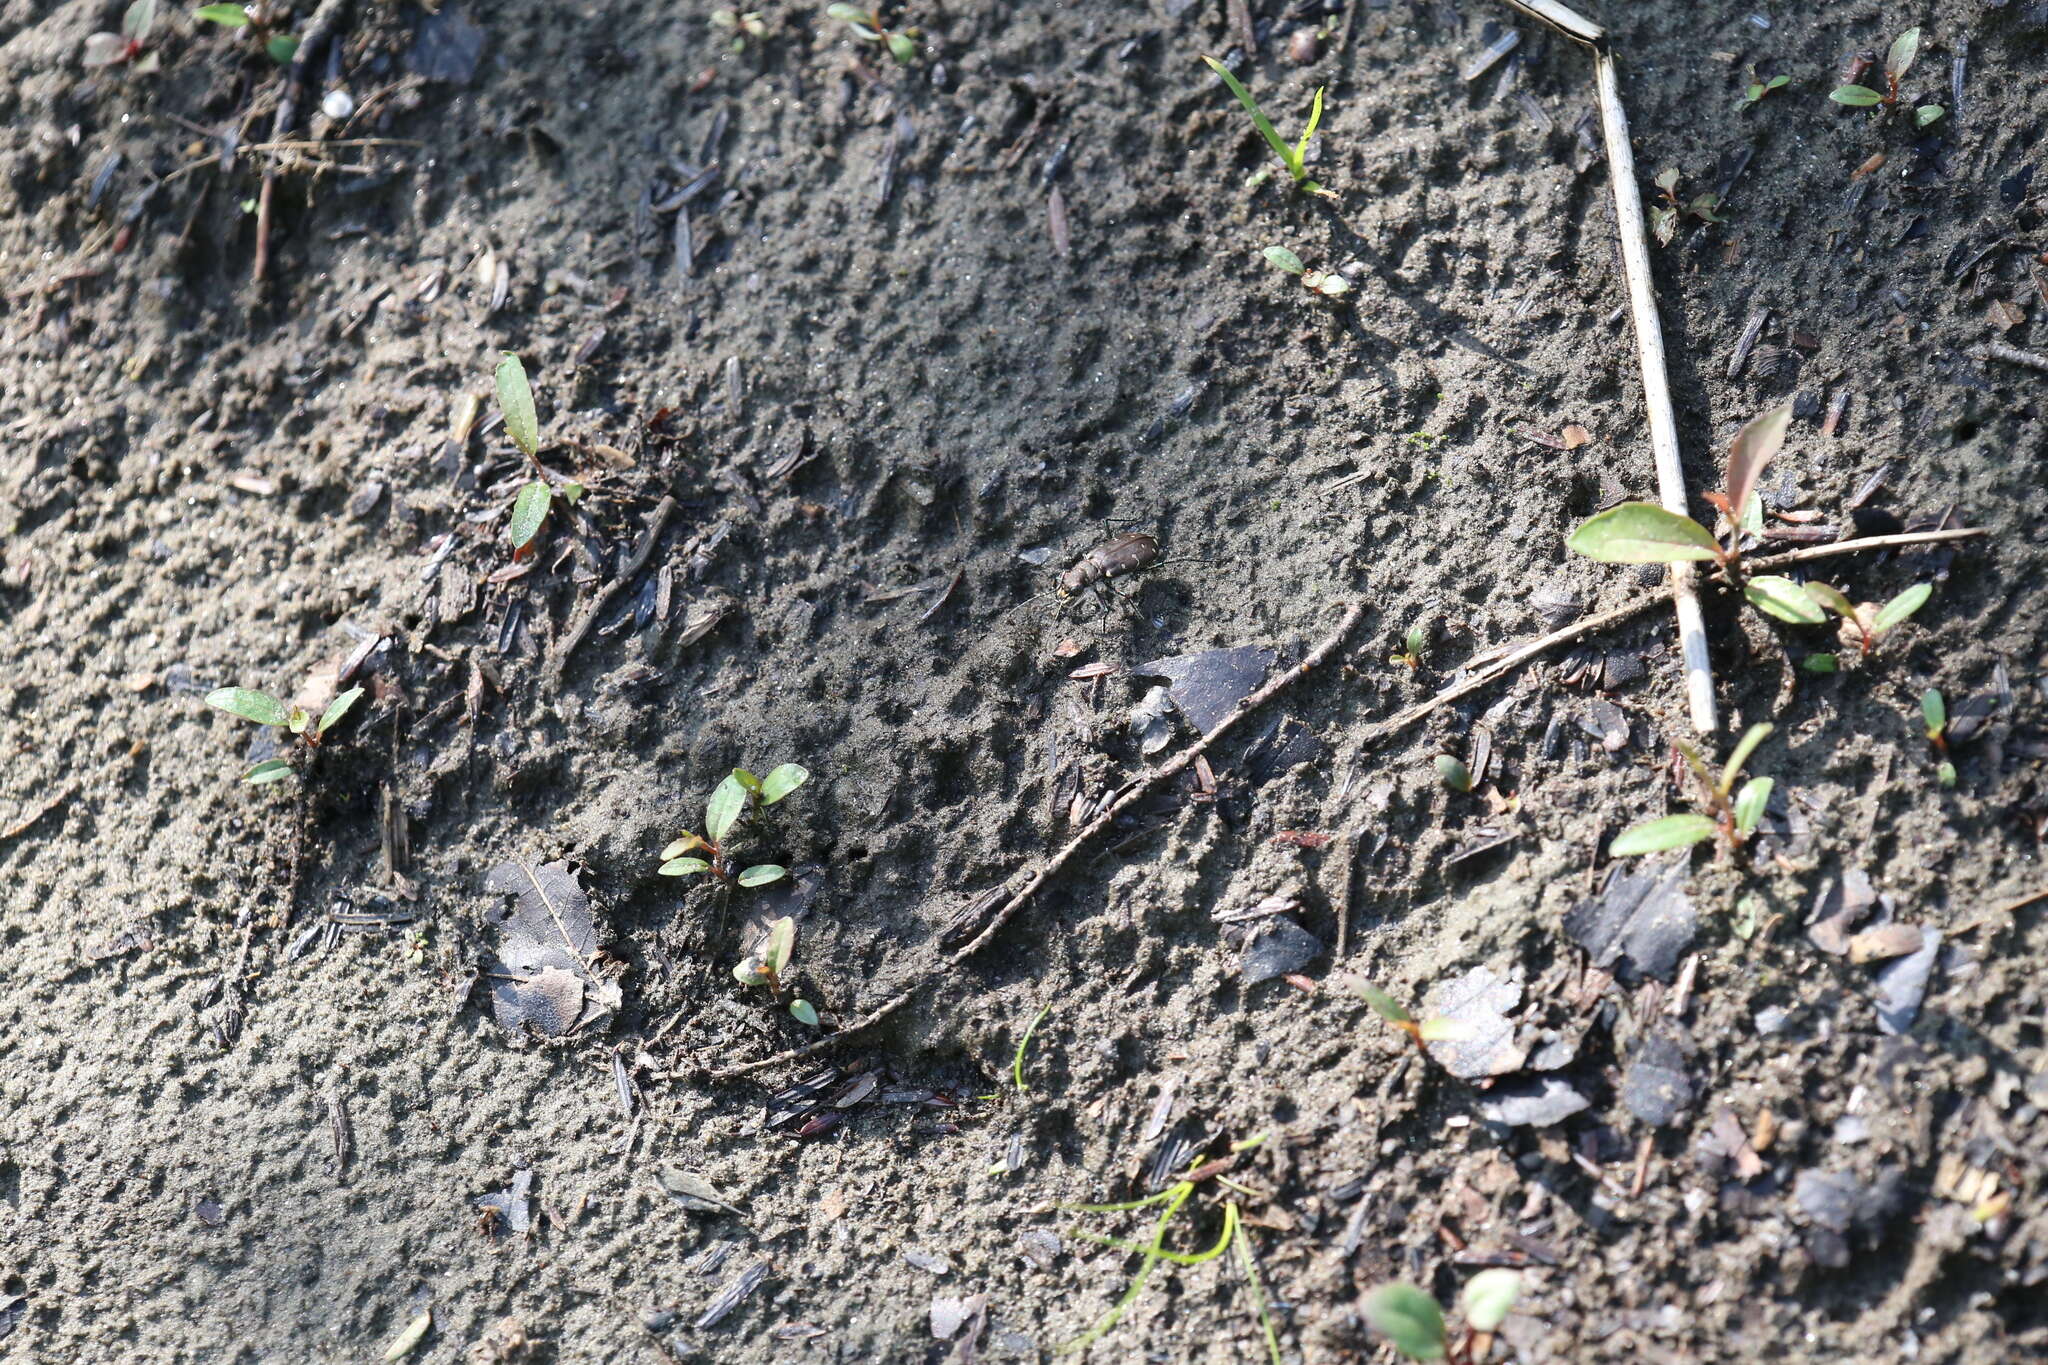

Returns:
481,859,621,1038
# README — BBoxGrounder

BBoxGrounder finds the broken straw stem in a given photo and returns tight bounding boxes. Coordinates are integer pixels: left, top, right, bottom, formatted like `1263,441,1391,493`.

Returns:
1592,49,1718,736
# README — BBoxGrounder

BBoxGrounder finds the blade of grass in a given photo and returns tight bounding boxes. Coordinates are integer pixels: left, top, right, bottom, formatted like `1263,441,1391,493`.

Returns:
1013,1001,1053,1094
1201,56,1298,178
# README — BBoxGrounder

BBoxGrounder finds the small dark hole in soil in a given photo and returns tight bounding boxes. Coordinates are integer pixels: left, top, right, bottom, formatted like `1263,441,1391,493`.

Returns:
846,844,869,861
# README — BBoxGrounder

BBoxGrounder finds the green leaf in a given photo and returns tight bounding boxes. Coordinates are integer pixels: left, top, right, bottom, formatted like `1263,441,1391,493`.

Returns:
825,3,865,20
1804,582,1855,618
194,4,249,26
1733,777,1773,836
507,480,551,550
206,686,288,726
1720,722,1775,794
1262,245,1305,275
1744,83,1763,102
1740,490,1764,536
705,775,748,843
659,856,710,876
1360,1283,1447,1362
265,33,297,63
1744,576,1826,624
1653,167,1681,191
1309,271,1352,297
560,480,585,505
1610,814,1718,857
1937,760,1956,788
765,915,796,972
789,999,819,1027
760,763,809,805
731,768,764,793
1352,982,1413,1025
1921,688,1947,739
733,958,768,986
1915,105,1945,127
1201,56,1299,180
1766,75,1789,91
1461,1269,1522,1333
1803,653,1839,674
1830,85,1884,107
1415,1016,1474,1043
243,758,294,784
1723,402,1791,534
286,705,311,735
315,685,364,736
885,31,916,63
1295,85,1324,163
1886,27,1920,84
1404,624,1427,656
1872,582,1932,634
124,0,157,41
738,864,788,887
1566,502,1722,564
494,352,540,458
661,832,706,860
1434,755,1472,793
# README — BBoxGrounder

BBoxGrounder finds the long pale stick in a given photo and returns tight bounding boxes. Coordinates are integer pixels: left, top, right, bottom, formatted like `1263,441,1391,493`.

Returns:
1500,1,1717,733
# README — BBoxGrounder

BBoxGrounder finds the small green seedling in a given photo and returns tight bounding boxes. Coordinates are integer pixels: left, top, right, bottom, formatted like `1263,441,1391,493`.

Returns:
1434,755,1473,793
1012,1002,1053,1095
1261,245,1351,297
194,5,302,64
1200,56,1333,197
1821,581,1932,657
1362,1271,1522,1363
493,353,585,557
1740,72,1789,107
1390,622,1428,670
731,915,817,1025
1058,1134,1280,1362
84,1,160,71
1648,168,1726,246
661,763,809,888
1610,722,1775,858
1921,688,1957,788
711,8,768,50
826,4,918,64
1352,981,1474,1053
1570,402,1789,573
1831,27,1944,125
204,683,364,783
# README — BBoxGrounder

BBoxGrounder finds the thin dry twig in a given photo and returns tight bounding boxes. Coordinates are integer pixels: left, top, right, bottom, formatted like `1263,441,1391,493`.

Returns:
1502,0,1715,734
704,600,1369,1080
548,495,678,682
1357,527,1986,746
1976,341,2048,374
254,0,353,284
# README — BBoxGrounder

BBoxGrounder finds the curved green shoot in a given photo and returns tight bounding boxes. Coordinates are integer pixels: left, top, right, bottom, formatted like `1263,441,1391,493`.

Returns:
1013,1001,1053,1095
1719,722,1774,796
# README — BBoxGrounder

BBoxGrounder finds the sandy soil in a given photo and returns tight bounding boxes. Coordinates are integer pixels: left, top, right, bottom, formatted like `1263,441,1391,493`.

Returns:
2,1,2045,1362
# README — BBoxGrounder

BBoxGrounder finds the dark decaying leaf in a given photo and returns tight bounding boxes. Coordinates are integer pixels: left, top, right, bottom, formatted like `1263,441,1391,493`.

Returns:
1620,1030,1695,1127
1422,966,1527,1080
482,860,620,1037
1239,917,1322,984
1477,1076,1590,1129
1562,858,1696,982
476,1166,534,1235
1874,925,1941,1036
1134,646,1276,733
1806,868,1878,955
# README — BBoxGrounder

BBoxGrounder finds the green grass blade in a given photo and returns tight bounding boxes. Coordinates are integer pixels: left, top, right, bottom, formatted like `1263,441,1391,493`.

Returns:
1201,56,1297,177
1295,85,1324,163
1234,1221,1283,1365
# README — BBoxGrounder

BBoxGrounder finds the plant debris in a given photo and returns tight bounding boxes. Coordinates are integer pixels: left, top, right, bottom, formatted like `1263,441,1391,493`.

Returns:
1562,858,1697,982
481,860,620,1038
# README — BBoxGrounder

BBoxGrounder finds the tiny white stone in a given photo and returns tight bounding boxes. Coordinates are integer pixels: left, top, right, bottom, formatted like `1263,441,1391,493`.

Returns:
321,89,355,120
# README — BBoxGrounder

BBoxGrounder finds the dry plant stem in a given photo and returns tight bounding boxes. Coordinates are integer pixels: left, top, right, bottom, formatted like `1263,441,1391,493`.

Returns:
254,0,352,284
705,600,1369,1080
547,495,678,681
1976,342,2048,374
1358,527,1986,745
1499,0,1713,732
1592,49,1717,736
